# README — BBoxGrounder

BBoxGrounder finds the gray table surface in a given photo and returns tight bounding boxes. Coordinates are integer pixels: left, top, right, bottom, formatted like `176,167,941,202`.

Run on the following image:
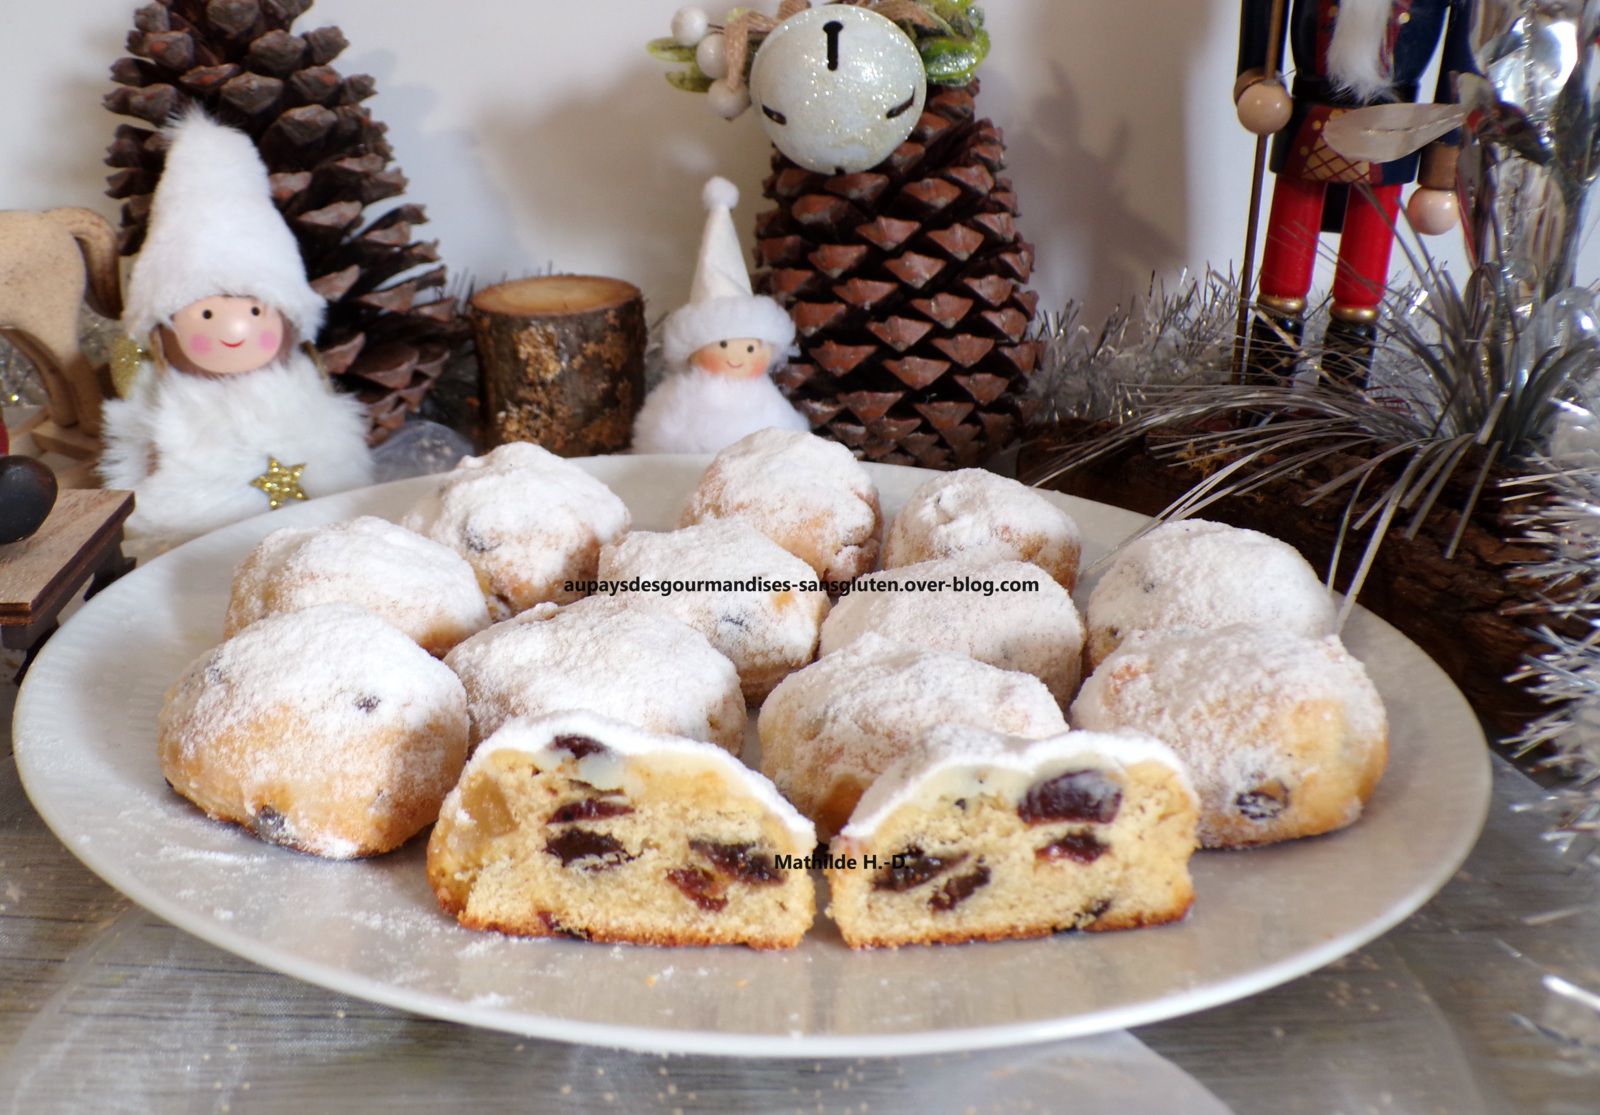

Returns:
3,669,1598,1115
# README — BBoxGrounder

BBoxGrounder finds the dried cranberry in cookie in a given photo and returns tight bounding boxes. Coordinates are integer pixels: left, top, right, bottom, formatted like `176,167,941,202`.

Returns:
882,469,1082,592
426,711,817,948
401,442,630,619
758,633,1067,838
159,604,471,858
826,725,1198,948
443,595,745,753
598,519,830,703
680,428,881,585
224,516,490,655
818,558,1083,703
1084,519,1336,669
1071,626,1387,848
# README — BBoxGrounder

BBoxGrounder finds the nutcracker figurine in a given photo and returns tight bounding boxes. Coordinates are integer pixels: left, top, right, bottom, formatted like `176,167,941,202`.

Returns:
1236,0,1475,383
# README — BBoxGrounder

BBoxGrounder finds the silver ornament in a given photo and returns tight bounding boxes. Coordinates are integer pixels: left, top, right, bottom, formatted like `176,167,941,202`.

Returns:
748,5,927,175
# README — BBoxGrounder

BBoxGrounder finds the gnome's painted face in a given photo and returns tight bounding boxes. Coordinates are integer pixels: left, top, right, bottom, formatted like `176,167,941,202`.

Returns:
691,338,775,380
749,6,928,175
168,295,286,376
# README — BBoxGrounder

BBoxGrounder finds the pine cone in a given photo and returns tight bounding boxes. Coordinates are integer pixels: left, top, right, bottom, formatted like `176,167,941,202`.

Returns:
754,81,1042,470
104,0,468,443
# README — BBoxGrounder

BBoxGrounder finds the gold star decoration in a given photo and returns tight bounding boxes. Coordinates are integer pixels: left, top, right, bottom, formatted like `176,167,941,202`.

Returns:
250,457,307,510
109,336,150,398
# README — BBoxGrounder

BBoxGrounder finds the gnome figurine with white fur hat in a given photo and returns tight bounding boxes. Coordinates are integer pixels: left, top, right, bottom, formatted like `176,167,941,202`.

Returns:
100,111,373,552
631,176,807,454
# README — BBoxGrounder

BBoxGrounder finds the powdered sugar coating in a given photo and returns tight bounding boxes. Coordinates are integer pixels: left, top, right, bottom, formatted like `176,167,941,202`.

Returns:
443,595,746,752
680,428,882,584
1070,626,1387,845
159,604,470,858
819,558,1083,703
224,516,491,654
598,520,830,703
758,633,1068,834
1085,519,1336,667
401,442,631,619
841,723,1194,839
882,469,1082,591
472,710,816,844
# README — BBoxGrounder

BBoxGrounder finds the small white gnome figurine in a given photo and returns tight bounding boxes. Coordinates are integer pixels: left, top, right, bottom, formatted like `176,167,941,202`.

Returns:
100,110,373,552
631,176,807,454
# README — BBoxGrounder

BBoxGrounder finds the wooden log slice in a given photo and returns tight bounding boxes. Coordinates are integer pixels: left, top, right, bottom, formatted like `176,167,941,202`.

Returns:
470,275,645,456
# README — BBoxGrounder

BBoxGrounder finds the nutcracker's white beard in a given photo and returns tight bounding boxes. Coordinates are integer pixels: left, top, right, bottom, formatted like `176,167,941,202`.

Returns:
1328,0,1394,102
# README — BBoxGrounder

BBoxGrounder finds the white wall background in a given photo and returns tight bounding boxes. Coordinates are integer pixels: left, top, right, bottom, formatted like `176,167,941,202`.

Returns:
2,0,1591,326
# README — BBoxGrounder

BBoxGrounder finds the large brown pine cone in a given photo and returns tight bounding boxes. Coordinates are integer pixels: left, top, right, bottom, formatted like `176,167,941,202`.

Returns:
104,0,468,443
754,81,1042,469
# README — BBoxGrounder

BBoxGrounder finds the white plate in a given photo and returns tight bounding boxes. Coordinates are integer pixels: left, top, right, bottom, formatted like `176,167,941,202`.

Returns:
14,456,1491,1058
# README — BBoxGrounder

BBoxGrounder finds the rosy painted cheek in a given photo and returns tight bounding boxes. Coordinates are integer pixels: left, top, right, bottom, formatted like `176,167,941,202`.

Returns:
185,335,215,355
257,330,280,352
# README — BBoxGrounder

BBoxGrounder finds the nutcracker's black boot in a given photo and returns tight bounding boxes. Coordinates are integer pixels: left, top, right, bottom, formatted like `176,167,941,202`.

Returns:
1322,312,1378,389
1244,299,1305,385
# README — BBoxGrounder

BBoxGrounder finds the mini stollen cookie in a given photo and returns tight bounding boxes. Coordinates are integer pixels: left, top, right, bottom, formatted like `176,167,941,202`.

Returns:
818,557,1083,704
758,633,1068,838
159,603,471,858
827,725,1199,948
1084,518,1337,670
680,427,882,585
427,711,817,948
1071,625,1388,848
882,469,1083,592
224,516,491,655
401,442,631,620
443,595,746,753
598,519,830,703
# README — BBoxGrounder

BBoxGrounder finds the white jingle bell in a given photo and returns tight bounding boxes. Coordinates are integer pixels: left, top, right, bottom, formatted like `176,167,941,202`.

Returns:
749,5,927,175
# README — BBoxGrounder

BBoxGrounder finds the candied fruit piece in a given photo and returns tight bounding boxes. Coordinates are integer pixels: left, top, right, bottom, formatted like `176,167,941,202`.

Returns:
551,734,607,759
667,866,729,911
549,798,633,824
871,846,969,892
461,775,517,837
1236,778,1291,821
251,804,291,845
1036,831,1108,864
1018,770,1122,825
929,862,991,912
537,911,590,939
690,840,781,885
545,828,632,870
